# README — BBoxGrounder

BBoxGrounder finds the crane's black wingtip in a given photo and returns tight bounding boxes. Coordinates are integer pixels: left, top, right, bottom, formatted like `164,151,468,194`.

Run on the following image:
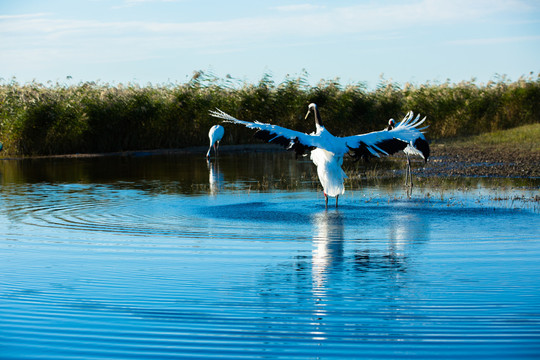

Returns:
414,138,430,161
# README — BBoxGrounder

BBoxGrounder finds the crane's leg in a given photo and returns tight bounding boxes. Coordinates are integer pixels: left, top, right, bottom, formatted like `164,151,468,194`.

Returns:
324,192,328,209
215,141,219,157
408,156,414,189
405,155,412,186
404,156,408,186
335,195,339,208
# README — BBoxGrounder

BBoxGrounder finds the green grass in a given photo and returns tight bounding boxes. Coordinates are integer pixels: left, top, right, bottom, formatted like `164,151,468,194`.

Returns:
444,123,540,151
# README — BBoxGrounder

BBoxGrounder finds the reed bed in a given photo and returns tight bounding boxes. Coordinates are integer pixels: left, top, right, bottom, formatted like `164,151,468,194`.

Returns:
1,72,539,155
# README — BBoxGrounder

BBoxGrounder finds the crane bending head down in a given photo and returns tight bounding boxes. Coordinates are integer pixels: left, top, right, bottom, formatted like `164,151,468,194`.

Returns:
206,125,225,158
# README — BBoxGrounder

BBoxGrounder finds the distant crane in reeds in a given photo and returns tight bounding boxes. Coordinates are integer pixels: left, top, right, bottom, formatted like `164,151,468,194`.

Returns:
206,125,225,158
210,103,430,208
386,117,430,188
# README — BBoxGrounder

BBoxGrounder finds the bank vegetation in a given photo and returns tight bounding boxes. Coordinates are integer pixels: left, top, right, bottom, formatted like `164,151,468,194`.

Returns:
1,72,538,156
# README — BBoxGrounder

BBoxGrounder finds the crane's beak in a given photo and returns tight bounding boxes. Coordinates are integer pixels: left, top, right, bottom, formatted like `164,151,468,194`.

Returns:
305,109,311,119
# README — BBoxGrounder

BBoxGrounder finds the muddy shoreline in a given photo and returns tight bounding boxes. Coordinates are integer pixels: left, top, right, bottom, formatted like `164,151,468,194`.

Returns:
1,143,539,179
420,143,540,178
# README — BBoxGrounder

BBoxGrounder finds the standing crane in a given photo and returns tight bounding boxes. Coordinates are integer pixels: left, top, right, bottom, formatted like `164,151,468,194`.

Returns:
206,125,225,158
386,116,430,187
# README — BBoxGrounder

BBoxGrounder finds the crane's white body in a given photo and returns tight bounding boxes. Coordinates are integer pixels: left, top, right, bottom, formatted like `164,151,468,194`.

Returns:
311,148,347,197
210,104,429,207
206,125,224,158
307,124,348,197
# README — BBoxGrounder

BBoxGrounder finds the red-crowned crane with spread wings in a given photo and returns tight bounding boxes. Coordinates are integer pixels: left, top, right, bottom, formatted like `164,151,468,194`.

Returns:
210,103,429,207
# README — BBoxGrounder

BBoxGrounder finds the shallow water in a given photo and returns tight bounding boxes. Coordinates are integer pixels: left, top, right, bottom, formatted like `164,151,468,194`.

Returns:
1,153,539,359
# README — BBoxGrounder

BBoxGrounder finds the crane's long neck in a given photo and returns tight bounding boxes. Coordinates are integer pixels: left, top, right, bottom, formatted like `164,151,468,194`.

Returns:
313,107,323,127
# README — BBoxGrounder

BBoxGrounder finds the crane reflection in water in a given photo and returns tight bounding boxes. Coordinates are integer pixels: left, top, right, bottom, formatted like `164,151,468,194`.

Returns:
310,207,429,342
257,204,430,343
206,159,223,196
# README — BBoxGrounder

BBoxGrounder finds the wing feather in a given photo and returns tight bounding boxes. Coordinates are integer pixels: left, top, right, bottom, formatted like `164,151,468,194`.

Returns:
345,111,430,161
210,109,430,161
210,109,316,157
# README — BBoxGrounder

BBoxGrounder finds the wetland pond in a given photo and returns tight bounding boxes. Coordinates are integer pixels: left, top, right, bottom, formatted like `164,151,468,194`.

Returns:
1,152,539,359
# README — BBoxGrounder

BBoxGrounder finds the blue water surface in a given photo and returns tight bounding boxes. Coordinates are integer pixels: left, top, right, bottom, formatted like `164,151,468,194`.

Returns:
1,153,539,359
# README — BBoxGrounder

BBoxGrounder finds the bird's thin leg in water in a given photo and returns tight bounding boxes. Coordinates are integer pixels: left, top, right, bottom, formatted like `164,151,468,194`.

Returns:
404,156,408,186
335,195,339,208
408,156,414,188
405,155,410,187
324,192,328,208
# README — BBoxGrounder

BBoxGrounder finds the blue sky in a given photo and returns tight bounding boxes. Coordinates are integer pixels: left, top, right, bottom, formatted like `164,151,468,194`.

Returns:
1,0,539,88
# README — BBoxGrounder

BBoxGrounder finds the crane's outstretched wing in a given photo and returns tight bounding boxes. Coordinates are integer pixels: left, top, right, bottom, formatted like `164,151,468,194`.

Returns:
343,111,430,161
393,111,430,161
394,111,429,132
210,109,316,157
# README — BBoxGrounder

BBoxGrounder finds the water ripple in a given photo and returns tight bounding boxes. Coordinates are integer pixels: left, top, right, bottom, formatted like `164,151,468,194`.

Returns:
1,180,540,359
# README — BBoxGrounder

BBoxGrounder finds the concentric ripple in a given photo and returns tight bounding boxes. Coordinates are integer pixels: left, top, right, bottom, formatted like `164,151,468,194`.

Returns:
1,173,540,359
